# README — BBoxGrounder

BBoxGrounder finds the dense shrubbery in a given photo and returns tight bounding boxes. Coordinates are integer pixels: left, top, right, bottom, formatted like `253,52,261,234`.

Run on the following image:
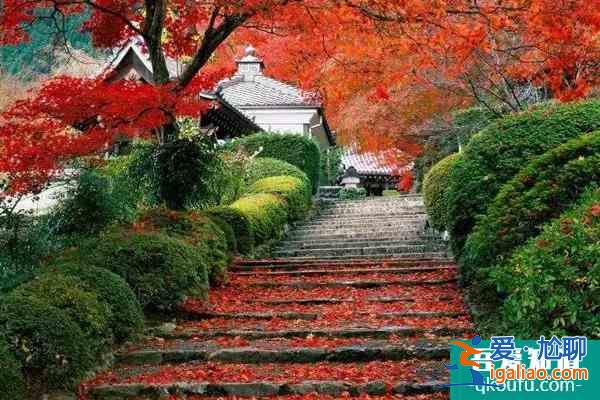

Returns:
248,176,311,221
423,153,459,231
338,187,367,200
206,207,253,254
135,208,231,284
462,133,600,283
244,157,309,188
230,193,288,245
66,229,209,310
43,263,144,342
493,188,600,337
0,335,25,400
226,133,321,193
320,147,343,185
446,100,600,253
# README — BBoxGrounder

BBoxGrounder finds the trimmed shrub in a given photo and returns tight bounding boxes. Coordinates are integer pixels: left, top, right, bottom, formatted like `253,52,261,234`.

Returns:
248,176,311,222
245,157,310,188
462,133,600,283
423,153,460,231
205,213,237,253
338,187,367,200
320,147,343,186
65,229,209,310
43,262,144,342
231,193,288,245
11,273,112,354
492,188,600,337
135,208,231,285
0,294,94,390
206,207,254,254
445,100,600,253
227,133,321,193
0,335,26,400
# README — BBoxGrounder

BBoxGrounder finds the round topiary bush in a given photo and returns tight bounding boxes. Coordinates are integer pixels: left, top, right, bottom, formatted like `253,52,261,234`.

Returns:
135,208,231,285
423,153,460,231
248,176,311,222
66,229,209,310
492,188,600,337
462,133,600,285
206,206,254,255
244,157,310,188
43,263,144,343
227,133,321,193
445,100,600,253
0,294,94,391
230,193,288,245
205,213,238,253
0,335,26,400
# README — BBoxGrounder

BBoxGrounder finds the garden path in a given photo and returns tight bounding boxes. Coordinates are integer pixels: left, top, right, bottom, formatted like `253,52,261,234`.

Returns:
82,195,473,399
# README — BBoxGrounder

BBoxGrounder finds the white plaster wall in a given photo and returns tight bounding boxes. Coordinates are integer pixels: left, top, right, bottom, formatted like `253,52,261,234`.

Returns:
239,108,317,135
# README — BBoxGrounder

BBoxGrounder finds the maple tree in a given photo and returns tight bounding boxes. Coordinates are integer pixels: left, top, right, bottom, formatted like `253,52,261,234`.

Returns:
0,0,598,195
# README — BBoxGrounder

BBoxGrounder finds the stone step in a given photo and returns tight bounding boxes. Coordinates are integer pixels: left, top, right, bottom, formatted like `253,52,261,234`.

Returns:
286,230,432,242
289,227,427,239
277,238,445,251
234,257,453,268
117,341,450,366
317,208,426,217
233,265,456,276
274,244,447,258
310,213,428,223
248,295,454,305
88,379,447,399
266,252,450,261
247,278,457,289
296,220,426,231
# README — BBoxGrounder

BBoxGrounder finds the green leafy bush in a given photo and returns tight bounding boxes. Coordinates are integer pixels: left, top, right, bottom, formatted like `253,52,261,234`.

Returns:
135,208,231,284
492,188,600,337
43,263,144,342
65,229,209,310
205,213,237,253
338,187,367,200
423,153,460,231
248,176,311,222
230,193,288,245
446,100,600,253
206,207,254,254
245,157,310,188
0,335,25,400
0,294,94,390
11,273,112,354
101,154,150,211
462,133,600,283
320,147,343,185
227,133,321,193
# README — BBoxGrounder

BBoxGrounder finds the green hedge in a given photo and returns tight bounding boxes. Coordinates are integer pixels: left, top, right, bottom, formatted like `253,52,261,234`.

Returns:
0,335,25,400
248,176,311,222
43,263,144,343
230,193,288,245
445,100,600,253
227,133,321,193
66,229,209,310
0,294,94,390
135,208,231,285
245,157,310,188
492,188,600,337
423,153,459,231
206,207,253,254
462,133,600,284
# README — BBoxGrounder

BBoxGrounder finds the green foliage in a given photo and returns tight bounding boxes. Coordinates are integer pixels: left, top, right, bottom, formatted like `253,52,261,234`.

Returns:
0,293,94,390
205,213,238,253
230,193,288,245
338,187,367,200
414,107,497,190
245,157,310,188
100,154,149,212
65,229,209,310
135,208,231,285
0,335,26,400
446,100,600,253
248,176,311,222
320,147,343,185
227,133,321,193
12,273,112,355
43,263,144,342
462,133,600,284
206,207,253,254
493,188,600,337
423,153,460,231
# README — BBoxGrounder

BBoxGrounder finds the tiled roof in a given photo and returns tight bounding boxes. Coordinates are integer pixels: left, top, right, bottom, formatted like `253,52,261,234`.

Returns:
106,38,184,80
218,75,316,108
342,151,411,176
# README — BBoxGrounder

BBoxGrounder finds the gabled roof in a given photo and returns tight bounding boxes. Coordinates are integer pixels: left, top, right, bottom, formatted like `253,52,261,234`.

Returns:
342,150,411,177
218,75,317,108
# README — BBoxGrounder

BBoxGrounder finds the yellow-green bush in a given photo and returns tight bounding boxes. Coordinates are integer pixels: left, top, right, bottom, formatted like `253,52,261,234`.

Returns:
248,176,311,222
0,335,25,400
423,153,460,231
206,206,253,254
231,193,288,245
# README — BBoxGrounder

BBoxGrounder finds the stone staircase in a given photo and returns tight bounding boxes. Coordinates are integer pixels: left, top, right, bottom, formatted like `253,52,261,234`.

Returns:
82,196,469,400
274,195,449,260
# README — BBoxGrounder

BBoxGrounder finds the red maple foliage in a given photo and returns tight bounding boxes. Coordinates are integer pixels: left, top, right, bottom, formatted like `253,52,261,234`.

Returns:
1,1,598,193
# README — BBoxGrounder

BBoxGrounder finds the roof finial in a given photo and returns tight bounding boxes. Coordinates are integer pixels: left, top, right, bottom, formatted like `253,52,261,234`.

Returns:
244,45,256,57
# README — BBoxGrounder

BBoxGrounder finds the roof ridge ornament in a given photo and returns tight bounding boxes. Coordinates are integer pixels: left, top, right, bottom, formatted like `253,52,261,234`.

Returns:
237,44,264,81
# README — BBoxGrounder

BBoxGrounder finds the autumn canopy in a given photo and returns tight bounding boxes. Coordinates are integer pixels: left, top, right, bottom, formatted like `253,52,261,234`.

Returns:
1,0,598,194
